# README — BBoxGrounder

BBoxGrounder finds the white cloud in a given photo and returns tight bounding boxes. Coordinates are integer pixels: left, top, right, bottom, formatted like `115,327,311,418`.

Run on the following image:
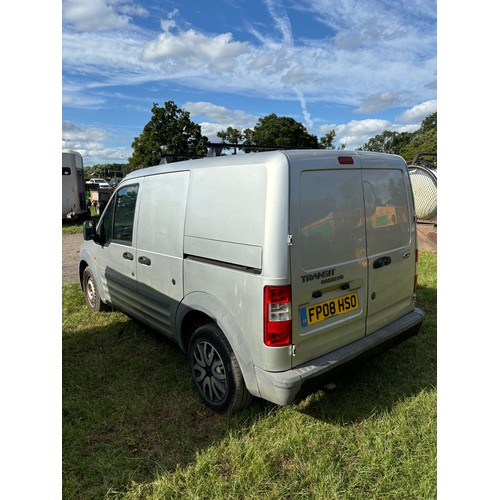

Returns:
142,20,249,72
198,123,229,143
62,120,132,164
295,90,314,130
183,102,259,141
62,30,153,82
319,118,420,149
62,120,110,142
396,100,437,123
183,102,257,126
263,0,294,45
62,0,141,31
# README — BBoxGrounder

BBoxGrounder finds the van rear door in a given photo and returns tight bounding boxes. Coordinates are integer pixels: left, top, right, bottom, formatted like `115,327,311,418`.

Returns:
289,155,368,367
361,157,416,334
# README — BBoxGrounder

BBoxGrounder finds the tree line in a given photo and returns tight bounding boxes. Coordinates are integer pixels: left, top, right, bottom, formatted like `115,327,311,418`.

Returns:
87,101,436,177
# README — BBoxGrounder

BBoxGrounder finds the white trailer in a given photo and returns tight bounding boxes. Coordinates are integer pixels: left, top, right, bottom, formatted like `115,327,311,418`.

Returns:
62,149,89,219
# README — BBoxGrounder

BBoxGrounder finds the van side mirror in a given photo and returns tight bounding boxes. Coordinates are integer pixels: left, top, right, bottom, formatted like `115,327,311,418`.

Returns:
83,219,96,241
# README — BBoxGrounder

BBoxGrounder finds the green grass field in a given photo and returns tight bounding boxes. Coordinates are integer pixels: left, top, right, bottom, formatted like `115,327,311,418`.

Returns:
62,252,436,499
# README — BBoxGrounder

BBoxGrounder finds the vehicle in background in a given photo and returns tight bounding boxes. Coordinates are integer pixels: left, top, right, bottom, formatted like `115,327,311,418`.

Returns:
62,149,89,220
86,178,111,189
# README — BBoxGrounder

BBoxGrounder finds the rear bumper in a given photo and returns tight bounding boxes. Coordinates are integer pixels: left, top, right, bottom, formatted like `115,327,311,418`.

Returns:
254,308,425,406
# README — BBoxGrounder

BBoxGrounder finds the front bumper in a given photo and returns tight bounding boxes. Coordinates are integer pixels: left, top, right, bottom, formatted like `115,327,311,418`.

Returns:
254,308,425,406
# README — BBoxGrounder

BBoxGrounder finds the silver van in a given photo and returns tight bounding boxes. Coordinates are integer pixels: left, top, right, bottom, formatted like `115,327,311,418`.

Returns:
79,150,425,413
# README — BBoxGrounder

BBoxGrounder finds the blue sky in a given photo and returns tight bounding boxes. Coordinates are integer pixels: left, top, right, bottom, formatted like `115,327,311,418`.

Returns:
62,0,437,166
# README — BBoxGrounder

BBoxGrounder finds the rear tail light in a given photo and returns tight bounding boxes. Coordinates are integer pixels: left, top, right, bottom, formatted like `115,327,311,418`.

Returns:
413,248,419,294
264,285,292,347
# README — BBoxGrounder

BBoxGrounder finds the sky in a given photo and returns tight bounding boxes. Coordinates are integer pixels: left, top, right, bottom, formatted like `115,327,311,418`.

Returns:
62,0,437,166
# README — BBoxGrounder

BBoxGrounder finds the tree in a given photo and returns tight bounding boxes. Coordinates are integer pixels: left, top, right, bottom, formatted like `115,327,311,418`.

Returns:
362,130,413,154
360,112,437,163
128,101,208,169
398,112,437,162
243,113,319,151
217,127,244,154
319,130,337,149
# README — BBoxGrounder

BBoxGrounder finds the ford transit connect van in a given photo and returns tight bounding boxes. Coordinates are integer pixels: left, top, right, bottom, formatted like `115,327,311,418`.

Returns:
79,150,425,413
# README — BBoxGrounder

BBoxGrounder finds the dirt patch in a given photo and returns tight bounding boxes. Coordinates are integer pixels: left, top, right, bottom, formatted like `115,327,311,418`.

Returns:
63,233,83,283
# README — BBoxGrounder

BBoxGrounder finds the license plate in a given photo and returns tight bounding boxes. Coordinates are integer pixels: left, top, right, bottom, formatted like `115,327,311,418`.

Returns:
300,292,359,327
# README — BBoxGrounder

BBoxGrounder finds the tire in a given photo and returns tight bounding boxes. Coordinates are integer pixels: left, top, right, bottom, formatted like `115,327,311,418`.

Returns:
188,324,252,413
82,267,108,312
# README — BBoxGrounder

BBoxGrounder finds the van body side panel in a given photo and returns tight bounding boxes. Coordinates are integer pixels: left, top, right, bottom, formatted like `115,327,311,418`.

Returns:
361,157,416,334
184,164,267,250
182,262,264,396
183,155,292,376
289,159,368,367
184,237,262,270
135,171,190,337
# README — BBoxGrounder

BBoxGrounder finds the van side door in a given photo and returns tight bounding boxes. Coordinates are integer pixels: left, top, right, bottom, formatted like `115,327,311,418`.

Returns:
361,159,416,334
93,182,142,318
135,171,190,337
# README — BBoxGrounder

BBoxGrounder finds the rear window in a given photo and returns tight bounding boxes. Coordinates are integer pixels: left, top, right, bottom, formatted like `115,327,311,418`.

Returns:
363,169,410,255
299,169,365,270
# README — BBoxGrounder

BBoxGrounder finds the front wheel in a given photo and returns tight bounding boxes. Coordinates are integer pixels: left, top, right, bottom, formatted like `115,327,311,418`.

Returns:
188,324,252,413
82,267,108,312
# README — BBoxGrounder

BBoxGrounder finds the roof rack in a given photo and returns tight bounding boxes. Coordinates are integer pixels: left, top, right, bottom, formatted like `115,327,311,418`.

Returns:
159,143,312,163
206,142,312,157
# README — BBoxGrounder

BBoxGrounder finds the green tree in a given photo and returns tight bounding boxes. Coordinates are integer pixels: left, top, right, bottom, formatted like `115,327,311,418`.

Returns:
243,113,319,152
129,101,208,169
319,130,337,149
217,127,244,154
360,112,437,163
399,112,437,162
362,130,413,154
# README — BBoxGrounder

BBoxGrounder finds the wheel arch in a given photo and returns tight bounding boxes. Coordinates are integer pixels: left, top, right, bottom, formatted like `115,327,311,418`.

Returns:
78,251,107,305
176,292,260,398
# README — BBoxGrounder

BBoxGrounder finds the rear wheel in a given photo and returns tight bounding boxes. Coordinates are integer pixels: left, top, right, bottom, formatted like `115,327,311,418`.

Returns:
82,267,108,312
188,324,252,413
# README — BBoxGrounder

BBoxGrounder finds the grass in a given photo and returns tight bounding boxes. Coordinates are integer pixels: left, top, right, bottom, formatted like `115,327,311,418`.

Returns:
62,252,437,499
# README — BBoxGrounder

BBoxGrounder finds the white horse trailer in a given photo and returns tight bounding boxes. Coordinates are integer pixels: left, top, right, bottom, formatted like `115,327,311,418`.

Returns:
62,150,89,219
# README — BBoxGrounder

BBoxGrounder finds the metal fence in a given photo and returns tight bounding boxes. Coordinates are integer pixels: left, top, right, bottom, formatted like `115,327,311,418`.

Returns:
408,165,437,223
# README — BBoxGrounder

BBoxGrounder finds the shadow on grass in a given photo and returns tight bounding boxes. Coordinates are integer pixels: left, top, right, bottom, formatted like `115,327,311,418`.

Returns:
297,282,436,423
63,282,436,498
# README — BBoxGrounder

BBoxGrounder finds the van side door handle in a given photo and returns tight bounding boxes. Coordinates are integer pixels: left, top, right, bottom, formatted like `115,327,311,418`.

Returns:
123,252,134,261
373,256,391,269
138,256,151,266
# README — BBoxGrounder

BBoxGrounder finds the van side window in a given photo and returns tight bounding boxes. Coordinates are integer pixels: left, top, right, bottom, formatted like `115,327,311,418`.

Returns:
112,184,139,244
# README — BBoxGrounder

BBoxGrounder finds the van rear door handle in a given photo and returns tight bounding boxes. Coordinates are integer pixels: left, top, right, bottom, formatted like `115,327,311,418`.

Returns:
138,256,151,266
373,256,391,269
123,252,134,261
